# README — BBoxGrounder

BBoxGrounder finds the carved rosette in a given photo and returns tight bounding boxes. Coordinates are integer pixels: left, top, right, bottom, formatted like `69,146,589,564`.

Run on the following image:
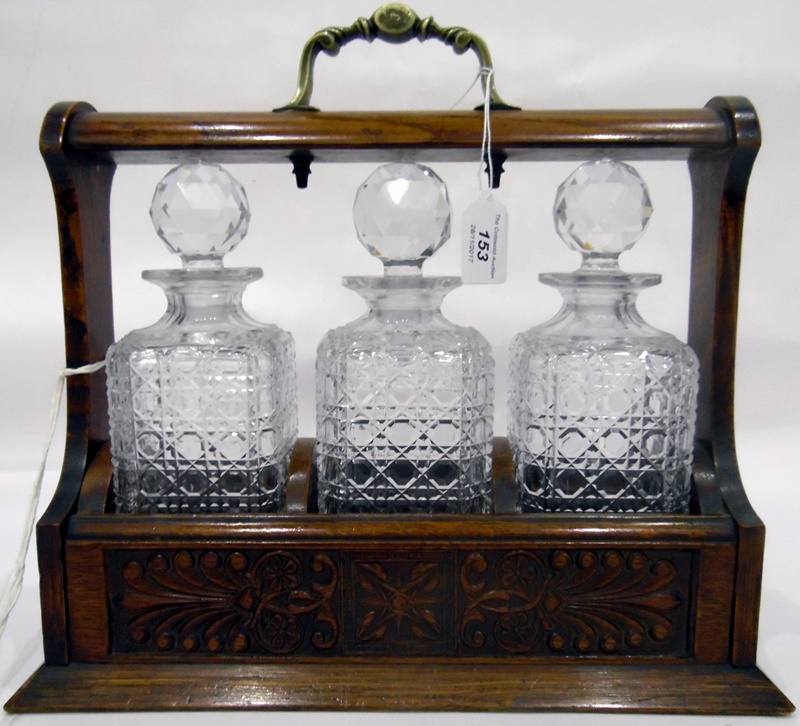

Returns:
348,554,451,654
108,549,339,656
459,549,691,656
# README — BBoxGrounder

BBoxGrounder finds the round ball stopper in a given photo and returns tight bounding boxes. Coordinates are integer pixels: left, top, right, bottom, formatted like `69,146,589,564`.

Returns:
353,163,451,265
554,159,653,257
149,162,250,266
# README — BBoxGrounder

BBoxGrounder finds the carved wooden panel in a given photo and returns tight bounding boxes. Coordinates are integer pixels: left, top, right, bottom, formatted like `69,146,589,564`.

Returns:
108,547,692,659
458,549,692,657
108,549,340,656
346,552,453,655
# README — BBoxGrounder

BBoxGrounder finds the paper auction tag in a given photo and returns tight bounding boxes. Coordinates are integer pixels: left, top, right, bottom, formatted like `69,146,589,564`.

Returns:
461,190,508,284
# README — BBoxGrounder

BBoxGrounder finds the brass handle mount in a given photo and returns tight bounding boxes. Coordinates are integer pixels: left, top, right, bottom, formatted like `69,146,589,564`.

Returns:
274,3,517,112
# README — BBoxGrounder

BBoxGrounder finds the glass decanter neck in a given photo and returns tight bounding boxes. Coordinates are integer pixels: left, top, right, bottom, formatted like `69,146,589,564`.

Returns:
142,267,262,325
539,267,662,337
541,255,661,293
343,275,460,316
143,267,262,290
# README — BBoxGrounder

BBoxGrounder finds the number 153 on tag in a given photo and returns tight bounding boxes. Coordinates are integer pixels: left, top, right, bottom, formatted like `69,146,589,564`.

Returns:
461,191,508,284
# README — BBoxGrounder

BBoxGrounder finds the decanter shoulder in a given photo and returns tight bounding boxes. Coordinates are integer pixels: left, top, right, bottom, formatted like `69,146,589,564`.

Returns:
510,323,698,367
317,317,491,357
108,319,294,357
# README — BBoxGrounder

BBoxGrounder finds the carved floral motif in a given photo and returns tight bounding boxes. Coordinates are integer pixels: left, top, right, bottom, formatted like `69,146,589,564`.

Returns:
460,549,689,656
109,549,338,655
351,557,448,653
109,546,690,658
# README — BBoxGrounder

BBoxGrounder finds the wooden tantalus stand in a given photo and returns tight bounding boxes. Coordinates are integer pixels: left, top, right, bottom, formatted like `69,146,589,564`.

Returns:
6,4,795,716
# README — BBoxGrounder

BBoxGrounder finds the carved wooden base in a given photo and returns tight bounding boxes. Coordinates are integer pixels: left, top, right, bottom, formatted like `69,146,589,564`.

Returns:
8,440,793,715
6,662,793,714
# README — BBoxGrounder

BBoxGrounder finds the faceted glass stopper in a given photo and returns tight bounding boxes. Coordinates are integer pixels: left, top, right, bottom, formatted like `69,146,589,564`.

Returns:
353,162,451,272
554,159,653,258
149,162,250,267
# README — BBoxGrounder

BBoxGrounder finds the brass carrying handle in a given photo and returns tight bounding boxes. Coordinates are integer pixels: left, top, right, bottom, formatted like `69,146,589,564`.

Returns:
274,3,516,112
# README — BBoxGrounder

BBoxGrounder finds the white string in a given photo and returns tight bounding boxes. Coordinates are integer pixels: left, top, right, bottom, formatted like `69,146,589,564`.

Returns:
479,68,495,191
0,360,105,640
448,66,496,191
448,65,488,110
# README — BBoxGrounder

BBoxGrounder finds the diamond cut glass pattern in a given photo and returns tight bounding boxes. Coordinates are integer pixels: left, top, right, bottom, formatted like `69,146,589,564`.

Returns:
508,160,698,513
106,163,297,513
554,159,653,255
352,163,451,263
150,162,250,263
316,163,494,514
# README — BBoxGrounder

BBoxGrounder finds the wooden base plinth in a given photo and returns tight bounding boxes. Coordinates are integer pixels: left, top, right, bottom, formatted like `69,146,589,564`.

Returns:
6,662,793,714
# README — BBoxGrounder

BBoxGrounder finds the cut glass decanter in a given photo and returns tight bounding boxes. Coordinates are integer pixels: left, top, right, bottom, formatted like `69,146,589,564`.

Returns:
316,163,494,513
106,162,297,513
508,159,698,513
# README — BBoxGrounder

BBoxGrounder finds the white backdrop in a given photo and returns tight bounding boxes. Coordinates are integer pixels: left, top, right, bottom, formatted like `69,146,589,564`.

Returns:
1,1,799,724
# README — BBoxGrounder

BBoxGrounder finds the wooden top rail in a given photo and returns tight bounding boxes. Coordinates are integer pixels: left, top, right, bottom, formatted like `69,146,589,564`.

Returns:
63,108,731,163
